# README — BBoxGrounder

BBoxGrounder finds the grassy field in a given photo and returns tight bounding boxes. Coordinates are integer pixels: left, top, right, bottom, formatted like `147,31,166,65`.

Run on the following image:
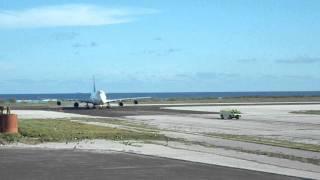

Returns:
0,119,167,144
291,110,320,115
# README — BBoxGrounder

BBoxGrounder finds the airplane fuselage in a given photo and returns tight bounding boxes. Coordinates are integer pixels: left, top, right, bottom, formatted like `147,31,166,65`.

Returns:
90,90,108,105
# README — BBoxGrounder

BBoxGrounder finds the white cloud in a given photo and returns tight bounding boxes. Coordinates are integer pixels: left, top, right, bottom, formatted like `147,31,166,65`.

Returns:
0,4,157,28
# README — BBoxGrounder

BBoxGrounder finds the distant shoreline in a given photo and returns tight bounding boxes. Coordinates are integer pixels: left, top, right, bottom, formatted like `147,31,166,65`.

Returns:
1,91,320,101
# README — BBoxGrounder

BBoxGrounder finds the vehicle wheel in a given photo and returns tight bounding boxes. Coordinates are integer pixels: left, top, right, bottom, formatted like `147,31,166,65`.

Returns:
220,115,224,119
235,115,239,119
134,100,138,104
74,102,79,108
228,115,232,119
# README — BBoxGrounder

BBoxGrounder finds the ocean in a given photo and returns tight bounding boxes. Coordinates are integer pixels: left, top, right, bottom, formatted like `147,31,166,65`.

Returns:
0,91,320,101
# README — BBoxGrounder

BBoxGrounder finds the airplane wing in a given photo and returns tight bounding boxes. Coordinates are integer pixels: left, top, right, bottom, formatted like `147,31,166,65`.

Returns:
106,97,151,103
53,98,94,106
54,99,92,103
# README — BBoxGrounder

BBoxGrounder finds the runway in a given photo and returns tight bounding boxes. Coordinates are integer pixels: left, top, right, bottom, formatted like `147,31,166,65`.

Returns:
60,105,212,117
0,149,301,180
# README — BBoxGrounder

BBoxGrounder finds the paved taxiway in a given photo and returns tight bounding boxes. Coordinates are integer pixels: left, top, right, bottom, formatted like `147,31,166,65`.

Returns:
0,149,301,180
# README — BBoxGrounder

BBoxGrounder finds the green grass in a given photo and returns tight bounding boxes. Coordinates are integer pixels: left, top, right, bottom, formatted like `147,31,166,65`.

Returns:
80,118,161,133
0,119,167,144
207,133,320,152
0,133,22,144
291,110,320,115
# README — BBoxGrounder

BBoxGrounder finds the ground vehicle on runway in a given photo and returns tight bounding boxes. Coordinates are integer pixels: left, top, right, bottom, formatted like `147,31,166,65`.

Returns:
220,109,241,119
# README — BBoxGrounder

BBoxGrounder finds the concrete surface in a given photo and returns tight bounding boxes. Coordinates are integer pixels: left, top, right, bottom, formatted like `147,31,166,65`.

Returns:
4,139,320,179
161,104,320,144
0,149,302,180
12,110,92,119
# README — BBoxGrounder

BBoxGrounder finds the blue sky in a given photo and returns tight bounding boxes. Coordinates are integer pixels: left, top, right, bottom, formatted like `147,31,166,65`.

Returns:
0,0,319,93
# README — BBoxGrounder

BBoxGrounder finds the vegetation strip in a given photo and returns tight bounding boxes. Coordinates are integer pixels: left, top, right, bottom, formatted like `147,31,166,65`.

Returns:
0,119,167,144
291,110,320,115
181,141,320,165
80,118,161,132
206,133,320,152
147,139,320,166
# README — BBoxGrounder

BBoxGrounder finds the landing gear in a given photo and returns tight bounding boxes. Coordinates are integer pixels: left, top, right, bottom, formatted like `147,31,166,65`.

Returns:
118,102,124,107
74,102,79,108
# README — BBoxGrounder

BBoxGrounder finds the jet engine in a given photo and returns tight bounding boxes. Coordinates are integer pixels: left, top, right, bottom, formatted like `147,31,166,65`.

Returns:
74,102,79,108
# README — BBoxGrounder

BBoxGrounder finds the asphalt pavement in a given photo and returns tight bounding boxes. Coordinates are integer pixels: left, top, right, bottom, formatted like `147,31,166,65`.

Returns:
0,149,302,180
60,105,211,117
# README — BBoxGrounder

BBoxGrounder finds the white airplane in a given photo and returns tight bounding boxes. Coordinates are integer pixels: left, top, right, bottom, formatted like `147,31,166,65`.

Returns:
57,78,151,109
